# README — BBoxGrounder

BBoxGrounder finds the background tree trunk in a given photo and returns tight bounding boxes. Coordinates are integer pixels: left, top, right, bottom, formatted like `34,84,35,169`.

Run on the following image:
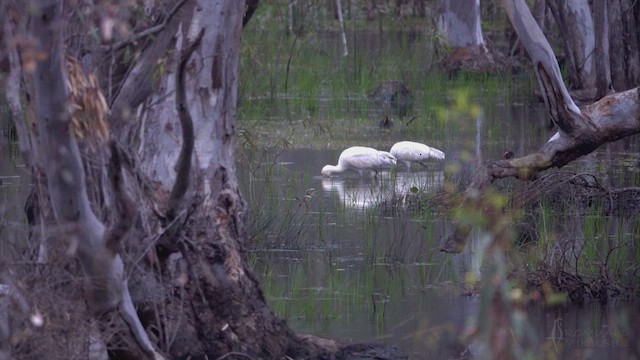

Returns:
436,0,499,73
593,0,612,99
608,0,640,92
436,0,485,48
546,0,639,99
608,0,626,91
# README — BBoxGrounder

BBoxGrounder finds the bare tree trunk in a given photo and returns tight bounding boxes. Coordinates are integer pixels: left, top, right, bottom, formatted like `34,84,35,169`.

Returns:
435,0,499,72
532,0,546,31
621,1,640,89
366,0,377,20
593,0,611,99
1,6,32,167
288,0,295,35
27,1,161,358
415,0,426,17
243,0,260,27
547,0,596,90
104,0,332,357
336,0,349,56
436,0,485,48
608,0,627,91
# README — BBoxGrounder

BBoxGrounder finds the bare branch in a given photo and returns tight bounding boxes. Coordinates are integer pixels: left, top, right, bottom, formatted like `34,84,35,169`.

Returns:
165,29,204,222
502,0,581,124
100,0,188,52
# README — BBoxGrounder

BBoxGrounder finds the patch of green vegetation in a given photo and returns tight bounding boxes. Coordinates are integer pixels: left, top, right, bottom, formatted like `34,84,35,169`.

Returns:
239,8,533,150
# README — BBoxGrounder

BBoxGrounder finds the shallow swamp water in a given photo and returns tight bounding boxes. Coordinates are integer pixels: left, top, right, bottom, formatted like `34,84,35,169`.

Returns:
235,96,640,358
235,26,640,358
1,26,639,359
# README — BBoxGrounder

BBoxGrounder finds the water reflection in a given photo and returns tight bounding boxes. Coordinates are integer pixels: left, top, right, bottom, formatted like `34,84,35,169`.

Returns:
239,122,640,358
321,170,445,208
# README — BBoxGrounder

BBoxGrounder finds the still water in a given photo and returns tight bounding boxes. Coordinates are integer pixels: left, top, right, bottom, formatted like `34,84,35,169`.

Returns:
1,93,638,359
236,93,640,358
0,99,637,359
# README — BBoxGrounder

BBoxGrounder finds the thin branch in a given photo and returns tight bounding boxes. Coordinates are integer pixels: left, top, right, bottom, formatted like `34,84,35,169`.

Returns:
284,35,298,93
165,29,205,222
100,0,188,52
104,141,137,253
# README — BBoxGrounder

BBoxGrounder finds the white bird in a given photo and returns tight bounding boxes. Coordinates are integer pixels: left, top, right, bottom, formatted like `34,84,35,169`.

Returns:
321,146,397,177
390,141,445,170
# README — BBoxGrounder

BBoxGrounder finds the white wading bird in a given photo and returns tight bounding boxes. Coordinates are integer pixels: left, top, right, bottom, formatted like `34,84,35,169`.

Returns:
390,141,445,170
321,146,397,177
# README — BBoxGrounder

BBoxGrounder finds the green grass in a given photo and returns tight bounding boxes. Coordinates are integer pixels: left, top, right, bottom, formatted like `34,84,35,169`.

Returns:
239,9,534,150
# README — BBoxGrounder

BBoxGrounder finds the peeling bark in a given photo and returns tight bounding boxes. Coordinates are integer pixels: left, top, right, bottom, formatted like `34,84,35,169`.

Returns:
105,0,331,357
165,30,203,222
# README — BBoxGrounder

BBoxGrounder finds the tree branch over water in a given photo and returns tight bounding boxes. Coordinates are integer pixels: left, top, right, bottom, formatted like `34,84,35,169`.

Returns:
441,0,640,253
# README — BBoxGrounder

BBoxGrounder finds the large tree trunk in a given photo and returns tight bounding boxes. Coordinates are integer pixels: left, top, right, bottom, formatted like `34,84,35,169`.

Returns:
113,2,319,356
593,0,612,99
3,0,337,358
608,0,627,91
104,0,331,357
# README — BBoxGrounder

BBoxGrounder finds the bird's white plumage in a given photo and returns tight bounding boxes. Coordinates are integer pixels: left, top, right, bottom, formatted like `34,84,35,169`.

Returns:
390,141,445,169
322,146,397,177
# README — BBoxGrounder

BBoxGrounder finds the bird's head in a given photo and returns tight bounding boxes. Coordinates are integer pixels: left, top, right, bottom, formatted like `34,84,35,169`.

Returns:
379,115,393,128
502,151,514,159
321,165,333,177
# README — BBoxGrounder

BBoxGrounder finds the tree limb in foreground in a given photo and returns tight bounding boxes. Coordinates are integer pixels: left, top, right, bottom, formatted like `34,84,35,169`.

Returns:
28,1,163,357
441,0,640,253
